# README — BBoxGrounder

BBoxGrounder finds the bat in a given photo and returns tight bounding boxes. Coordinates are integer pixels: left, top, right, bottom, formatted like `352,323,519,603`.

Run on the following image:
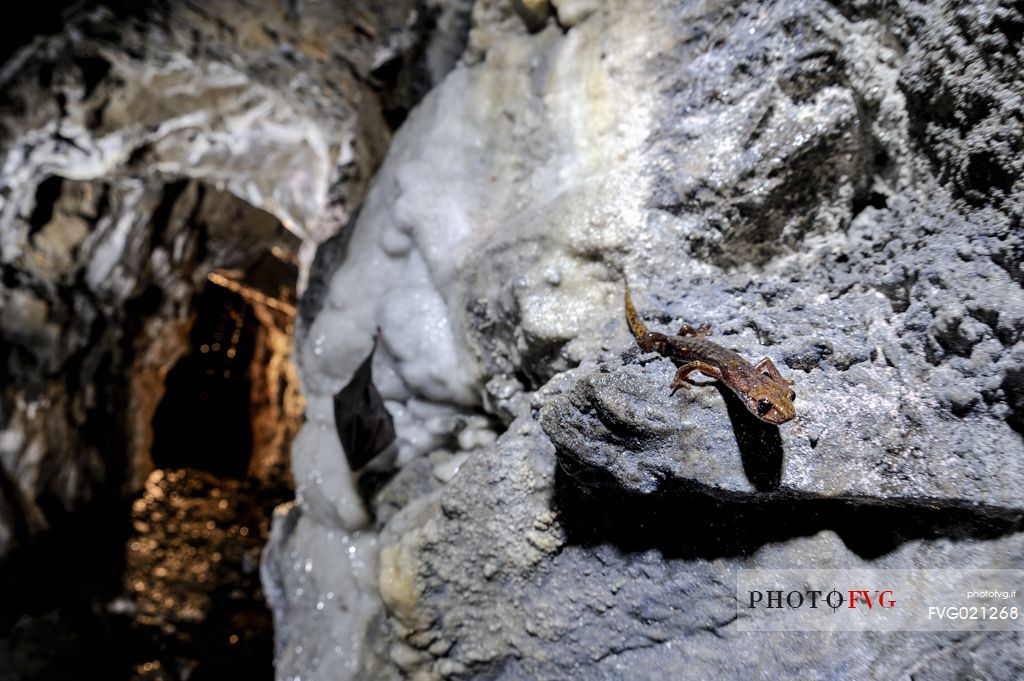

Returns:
332,329,396,470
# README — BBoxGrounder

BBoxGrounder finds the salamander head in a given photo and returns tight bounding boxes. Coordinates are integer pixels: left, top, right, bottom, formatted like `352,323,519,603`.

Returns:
739,378,796,425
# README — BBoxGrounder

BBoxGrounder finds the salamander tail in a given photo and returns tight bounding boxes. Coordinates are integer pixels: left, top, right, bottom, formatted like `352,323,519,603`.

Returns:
624,282,649,339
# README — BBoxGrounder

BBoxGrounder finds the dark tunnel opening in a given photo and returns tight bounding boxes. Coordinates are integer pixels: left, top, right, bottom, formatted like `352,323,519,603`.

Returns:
151,283,259,479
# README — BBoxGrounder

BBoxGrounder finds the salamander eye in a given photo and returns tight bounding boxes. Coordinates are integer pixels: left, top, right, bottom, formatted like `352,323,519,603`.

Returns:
757,399,774,417
788,389,796,401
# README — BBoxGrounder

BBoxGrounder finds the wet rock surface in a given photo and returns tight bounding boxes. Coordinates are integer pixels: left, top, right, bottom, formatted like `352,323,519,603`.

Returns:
116,469,289,680
540,326,1024,513
372,417,1024,680
273,0,1024,679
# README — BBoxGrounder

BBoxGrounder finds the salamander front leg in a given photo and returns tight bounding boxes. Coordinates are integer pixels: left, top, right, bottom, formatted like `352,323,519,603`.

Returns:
670,361,722,395
754,357,793,385
676,323,712,337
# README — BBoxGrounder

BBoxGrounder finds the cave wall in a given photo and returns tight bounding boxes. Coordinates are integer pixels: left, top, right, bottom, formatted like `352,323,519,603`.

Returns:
0,0,471,556
249,302,303,486
269,0,1024,679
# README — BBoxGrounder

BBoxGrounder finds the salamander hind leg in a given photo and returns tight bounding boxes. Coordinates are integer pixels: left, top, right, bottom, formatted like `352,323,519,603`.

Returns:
754,357,793,385
669,361,723,395
676,323,712,337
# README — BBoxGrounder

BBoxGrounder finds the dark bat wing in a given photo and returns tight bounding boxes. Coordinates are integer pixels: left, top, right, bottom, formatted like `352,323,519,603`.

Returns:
332,330,396,470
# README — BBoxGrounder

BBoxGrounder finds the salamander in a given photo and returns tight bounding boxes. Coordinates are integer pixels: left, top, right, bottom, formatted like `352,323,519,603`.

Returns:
624,284,796,425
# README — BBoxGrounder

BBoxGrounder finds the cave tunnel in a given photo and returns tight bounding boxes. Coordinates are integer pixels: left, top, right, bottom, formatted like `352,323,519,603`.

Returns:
151,283,258,479
0,175,305,680
0,0,464,675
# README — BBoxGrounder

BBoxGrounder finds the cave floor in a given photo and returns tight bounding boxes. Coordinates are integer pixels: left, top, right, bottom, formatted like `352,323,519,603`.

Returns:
0,469,291,681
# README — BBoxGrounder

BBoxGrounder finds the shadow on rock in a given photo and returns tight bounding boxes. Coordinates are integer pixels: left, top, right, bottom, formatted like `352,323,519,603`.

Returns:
717,385,784,492
553,464,1024,560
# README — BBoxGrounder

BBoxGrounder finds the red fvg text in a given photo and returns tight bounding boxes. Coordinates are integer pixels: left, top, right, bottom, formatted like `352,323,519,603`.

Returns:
747,589,896,610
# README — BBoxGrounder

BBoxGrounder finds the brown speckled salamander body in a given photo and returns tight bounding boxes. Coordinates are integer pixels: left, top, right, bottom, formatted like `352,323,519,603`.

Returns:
625,285,796,425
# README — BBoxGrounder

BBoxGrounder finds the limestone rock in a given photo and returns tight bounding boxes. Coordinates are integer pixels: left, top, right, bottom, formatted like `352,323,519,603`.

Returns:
371,416,1024,680
551,0,600,27
277,0,1024,678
